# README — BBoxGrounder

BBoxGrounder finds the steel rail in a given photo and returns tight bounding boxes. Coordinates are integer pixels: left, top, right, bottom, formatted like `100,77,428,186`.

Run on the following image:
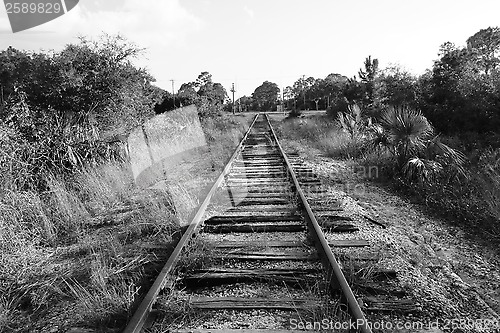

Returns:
264,114,373,333
123,114,259,333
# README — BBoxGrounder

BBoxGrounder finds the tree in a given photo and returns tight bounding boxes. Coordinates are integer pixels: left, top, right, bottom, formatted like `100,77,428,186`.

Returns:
378,66,417,107
252,81,280,111
1,34,154,137
418,35,500,133
324,73,349,104
53,34,153,135
237,95,253,112
358,55,382,117
195,71,212,88
0,47,32,107
343,77,363,104
176,82,198,106
154,71,227,117
198,82,227,105
291,77,314,110
322,73,350,117
467,27,500,75
153,91,175,114
191,71,227,106
309,78,327,110
0,34,161,188
283,86,295,110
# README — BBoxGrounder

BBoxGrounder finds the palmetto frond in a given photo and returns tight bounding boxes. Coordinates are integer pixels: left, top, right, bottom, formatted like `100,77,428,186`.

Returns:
380,106,434,166
425,135,467,179
366,123,390,151
337,103,365,138
403,157,443,184
364,105,467,184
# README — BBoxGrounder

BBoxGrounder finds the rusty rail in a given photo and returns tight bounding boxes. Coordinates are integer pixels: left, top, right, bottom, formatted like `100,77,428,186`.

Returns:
123,114,259,333
264,114,372,333
123,113,371,332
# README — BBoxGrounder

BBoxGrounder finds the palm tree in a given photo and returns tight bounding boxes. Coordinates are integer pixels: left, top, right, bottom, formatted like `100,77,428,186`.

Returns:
379,105,433,168
369,105,466,184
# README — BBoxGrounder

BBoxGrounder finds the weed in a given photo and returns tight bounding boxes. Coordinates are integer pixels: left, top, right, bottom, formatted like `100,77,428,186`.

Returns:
176,237,216,273
64,276,139,325
72,161,134,211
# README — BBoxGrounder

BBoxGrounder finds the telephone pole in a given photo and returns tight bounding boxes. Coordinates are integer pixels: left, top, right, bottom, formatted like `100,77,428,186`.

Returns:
170,79,175,108
281,86,285,115
302,74,306,111
230,83,235,115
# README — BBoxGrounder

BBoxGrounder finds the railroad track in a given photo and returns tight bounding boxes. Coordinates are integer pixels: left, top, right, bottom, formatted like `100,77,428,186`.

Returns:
124,114,373,332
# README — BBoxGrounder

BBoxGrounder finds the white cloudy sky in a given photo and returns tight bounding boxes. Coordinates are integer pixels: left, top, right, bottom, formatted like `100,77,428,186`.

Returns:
1,0,499,97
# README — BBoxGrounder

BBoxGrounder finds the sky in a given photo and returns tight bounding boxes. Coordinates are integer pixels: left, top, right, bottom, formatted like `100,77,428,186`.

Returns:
1,0,500,98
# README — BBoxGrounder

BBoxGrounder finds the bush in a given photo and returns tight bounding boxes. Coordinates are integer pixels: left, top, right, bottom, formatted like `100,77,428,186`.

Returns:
287,108,302,118
326,96,349,119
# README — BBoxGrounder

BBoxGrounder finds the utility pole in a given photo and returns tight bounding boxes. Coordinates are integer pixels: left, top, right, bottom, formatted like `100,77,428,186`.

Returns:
281,86,285,115
302,74,306,111
230,83,235,115
170,79,175,108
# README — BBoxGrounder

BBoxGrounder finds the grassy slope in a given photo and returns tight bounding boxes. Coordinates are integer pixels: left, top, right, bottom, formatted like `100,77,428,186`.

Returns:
0,112,253,333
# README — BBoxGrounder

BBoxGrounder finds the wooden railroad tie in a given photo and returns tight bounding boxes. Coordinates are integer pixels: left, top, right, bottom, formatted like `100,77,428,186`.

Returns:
205,215,303,225
189,296,321,310
182,268,321,286
209,239,369,248
213,250,318,261
204,222,306,233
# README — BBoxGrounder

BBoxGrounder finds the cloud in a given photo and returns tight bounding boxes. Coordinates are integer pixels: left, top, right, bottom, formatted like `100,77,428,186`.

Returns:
0,8,11,34
22,0,203,48
243,5,254,20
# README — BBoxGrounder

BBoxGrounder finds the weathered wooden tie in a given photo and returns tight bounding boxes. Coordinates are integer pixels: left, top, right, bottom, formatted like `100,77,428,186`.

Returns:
189,296,321,310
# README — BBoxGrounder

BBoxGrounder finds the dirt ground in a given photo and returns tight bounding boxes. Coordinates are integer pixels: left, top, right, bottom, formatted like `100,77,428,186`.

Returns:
277,128,500,333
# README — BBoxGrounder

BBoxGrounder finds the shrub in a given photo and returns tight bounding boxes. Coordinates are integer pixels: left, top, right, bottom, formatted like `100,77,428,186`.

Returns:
287,108,302,118
337,103,366,139
326,96,349,119
365,106,466,185
378,105,434,167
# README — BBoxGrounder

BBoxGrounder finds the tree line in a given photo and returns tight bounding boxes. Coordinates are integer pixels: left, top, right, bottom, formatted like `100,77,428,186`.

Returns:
237,27,500,137
0,34,164,189
4,25,495,190
153,71,229,118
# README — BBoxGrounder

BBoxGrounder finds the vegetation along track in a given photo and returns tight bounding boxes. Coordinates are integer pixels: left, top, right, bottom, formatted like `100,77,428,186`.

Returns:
124,114,373,333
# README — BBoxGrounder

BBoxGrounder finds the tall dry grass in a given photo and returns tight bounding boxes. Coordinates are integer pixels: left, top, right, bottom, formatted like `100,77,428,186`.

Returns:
0,111,253,331
275,112,500,241
201,114,250,169
277,115,364,159
72,161,134,211
0,159,179,331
